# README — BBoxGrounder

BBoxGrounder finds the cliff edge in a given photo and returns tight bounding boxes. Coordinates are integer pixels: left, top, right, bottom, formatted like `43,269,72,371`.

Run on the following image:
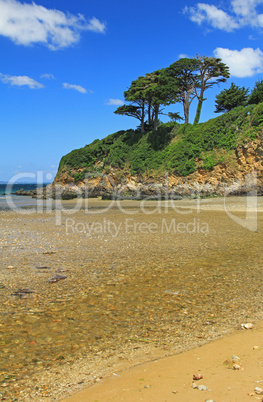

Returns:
52,104,263,199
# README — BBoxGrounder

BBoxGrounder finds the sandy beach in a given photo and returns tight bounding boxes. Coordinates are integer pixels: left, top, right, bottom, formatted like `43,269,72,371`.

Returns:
0,196,263,401
64,321,263,401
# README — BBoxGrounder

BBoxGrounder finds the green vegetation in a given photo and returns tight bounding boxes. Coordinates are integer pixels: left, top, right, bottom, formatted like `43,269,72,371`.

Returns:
56,63,263,184
114,69,176,132
57,103,263,181
114,55,229,130
248,79,263,105
215,83,249,113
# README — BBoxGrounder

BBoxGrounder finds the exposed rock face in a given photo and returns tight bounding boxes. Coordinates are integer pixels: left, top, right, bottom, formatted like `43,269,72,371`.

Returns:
14,189,38,197
50,136,263,199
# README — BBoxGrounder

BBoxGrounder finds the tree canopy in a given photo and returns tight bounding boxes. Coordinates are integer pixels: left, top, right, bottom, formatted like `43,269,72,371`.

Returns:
215,83,249,113
248,79,263,105
161,58,199,124
115,55,231,129
114,70,176,132
193,55,230,124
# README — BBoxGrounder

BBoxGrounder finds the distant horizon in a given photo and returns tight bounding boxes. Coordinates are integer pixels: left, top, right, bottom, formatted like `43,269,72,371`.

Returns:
0,180,52,184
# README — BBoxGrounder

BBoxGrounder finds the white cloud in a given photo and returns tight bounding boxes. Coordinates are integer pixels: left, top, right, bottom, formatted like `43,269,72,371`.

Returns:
232,0,260,18
87,17,106,33
184,0,263,31
105,98,124,106
184,3,239,31
63,83,87,93
41,73,55,80
0,0,106,50
179,53,189,59
214,47,263,77
0,73,44,88
231,0,263,27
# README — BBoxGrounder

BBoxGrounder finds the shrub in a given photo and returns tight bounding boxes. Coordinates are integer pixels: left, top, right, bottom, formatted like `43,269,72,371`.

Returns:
57,104,263,179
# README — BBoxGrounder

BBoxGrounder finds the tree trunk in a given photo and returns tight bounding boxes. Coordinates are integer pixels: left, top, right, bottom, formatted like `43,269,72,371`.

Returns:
194,89,204,125
193,99,202,125
141,101,145,133
183,101,189,124
154,104,159,131
183,92,190,124
148,100,152,126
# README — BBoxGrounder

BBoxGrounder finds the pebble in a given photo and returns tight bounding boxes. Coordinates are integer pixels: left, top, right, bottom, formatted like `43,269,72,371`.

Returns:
193,373,203,380
232,355,240,361
47,274,67,283
253,346,259,350
192,382,198,389
241,323,254,329
198,385,208,391
255,387,263,395
35,266,51,270
11,288,35,297
233,363,242,370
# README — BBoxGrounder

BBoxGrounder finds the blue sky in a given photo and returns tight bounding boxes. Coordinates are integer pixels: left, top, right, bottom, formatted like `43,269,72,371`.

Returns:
1,0,263,182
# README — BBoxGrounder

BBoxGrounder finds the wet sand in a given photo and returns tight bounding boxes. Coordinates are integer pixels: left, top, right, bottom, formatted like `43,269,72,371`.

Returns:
64,321,263,401
0,196,263,400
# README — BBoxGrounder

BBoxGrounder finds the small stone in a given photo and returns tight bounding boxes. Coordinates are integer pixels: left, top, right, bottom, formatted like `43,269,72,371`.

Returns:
172,390,177,394
35,266,50,269
192,382,198,389
253,346,259,350
193,373,203,380
254,387,263,395
233,364,242,370
232,355,240,361
241,323,254,329
11,288,35,297
144,385,150,389
47,275,67,283
198,384,208,391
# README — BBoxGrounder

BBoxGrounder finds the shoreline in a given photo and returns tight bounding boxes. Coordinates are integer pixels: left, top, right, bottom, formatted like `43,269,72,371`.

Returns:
0,194,262,212
62,321,263,401
0,198,263,400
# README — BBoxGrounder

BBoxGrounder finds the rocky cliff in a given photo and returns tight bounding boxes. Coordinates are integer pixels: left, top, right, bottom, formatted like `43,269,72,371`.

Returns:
50,104,263,199
49,138,263,199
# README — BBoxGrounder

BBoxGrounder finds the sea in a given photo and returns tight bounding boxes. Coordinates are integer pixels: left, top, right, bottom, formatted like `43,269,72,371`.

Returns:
0,183,48,210
0,183,44,196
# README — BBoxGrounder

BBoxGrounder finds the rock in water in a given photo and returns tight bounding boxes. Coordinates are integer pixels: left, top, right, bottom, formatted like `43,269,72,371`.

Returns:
47,275,67,283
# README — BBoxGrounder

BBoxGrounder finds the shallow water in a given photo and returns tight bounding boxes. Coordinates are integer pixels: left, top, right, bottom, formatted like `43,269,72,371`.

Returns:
0,203,263,399
0,195,39,209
